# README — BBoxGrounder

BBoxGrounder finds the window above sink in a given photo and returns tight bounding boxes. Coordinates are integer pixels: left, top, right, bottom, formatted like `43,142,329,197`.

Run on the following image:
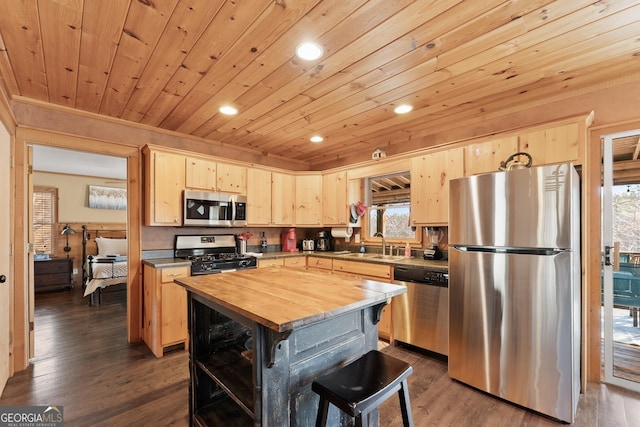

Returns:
365,171,420,245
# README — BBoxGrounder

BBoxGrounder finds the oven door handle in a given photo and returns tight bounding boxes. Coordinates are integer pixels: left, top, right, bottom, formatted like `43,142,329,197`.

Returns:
220,269,237,273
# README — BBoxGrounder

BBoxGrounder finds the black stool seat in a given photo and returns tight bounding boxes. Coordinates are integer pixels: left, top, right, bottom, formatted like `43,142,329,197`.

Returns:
311,350,413,427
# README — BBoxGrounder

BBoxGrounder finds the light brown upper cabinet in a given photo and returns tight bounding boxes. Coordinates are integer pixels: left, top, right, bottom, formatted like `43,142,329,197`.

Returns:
410,147,464,225
185,157,247,194
244,169,297,226
519,122,580,166
295,174,322,226
185,157,216,190
144,148,185,226
465,136,518,176
322,171,348,226
465,122,581,176
247,168,272,226
272,172,295,226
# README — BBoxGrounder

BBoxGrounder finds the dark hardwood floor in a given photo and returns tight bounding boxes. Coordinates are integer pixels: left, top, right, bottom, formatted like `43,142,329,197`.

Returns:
2,286,640,426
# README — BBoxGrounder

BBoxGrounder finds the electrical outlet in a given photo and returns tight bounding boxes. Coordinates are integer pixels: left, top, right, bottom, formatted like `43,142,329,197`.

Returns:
345,235,350,242
73,268,78,275
355,233,360,243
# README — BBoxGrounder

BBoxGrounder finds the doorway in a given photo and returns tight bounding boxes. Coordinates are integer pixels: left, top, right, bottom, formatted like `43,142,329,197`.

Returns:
30,145,128,358
602,129,640,391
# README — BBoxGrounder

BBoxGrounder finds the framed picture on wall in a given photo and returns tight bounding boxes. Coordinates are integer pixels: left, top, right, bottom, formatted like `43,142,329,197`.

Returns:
88,185,127,210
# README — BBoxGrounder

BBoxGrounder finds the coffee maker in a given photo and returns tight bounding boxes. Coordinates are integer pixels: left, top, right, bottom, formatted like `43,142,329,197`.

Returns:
316,230,331,251
424,227,443,260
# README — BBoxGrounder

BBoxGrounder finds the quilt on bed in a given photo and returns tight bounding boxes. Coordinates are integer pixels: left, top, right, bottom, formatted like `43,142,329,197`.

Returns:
83,258,127,296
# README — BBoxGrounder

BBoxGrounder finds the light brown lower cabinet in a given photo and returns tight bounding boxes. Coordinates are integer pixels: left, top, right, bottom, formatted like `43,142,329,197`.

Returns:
143,264,189,357
331,259,393,341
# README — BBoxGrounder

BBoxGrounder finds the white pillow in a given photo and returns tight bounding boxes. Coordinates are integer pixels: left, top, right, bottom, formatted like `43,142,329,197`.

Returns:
95,237,127,256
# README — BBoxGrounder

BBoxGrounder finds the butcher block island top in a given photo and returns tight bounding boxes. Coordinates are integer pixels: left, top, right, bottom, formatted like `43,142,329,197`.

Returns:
174,266,406,426
173,266,406,333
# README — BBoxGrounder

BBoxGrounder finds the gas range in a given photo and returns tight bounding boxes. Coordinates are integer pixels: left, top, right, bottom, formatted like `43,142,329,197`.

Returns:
174,234,257,276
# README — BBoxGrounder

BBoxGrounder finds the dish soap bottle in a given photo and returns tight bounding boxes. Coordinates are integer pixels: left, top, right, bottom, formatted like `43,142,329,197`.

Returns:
260,232,268,252
404,242,411,258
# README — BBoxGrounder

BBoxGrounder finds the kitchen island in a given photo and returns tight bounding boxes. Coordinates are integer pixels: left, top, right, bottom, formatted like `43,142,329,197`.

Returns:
174,266,406,426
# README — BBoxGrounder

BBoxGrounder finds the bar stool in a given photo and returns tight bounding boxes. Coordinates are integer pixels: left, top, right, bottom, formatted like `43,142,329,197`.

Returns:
311,350,414,427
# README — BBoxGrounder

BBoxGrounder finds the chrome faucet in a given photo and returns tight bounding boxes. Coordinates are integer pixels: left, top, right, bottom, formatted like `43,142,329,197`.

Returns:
374,232,386,256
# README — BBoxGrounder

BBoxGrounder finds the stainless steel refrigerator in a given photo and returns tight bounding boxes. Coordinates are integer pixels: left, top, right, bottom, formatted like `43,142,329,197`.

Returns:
448,163,581,423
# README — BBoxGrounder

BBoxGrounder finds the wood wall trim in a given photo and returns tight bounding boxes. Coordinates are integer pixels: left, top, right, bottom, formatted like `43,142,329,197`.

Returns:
334,113,592,177
12,127,143,371
587,119,640,384
11,98,310,171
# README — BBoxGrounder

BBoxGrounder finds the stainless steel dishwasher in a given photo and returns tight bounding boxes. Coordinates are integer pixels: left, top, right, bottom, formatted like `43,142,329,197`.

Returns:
392,265,449,356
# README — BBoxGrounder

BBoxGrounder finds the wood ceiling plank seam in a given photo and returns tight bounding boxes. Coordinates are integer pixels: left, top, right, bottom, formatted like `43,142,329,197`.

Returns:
120,0,226,123
37,0,83,108
632,137,640,161
75,0,130,113
183,0,460,138
0,0,48,99
138,0,275,127
206,0,469,141
302,59,640,165
162,0,324,133
191,0,376,139
235,0,617,153
98,0,180,118
0,32,20,96
220,0,554,146
262,4,640,153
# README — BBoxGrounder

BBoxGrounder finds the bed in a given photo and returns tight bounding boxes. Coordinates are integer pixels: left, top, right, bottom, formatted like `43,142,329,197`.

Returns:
82,225,128,306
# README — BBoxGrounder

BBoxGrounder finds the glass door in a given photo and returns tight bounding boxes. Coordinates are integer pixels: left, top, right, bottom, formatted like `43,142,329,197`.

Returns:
602,129,640,391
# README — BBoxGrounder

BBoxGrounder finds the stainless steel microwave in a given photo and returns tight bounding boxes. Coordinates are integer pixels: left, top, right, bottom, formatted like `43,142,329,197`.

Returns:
183,190,247,227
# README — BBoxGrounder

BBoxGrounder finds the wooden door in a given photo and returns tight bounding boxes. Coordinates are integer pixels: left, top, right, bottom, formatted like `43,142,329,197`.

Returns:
322,171,348,226
465,135,518,176
151,151,185,225
295,174,322,226
247,169,271,225
519,122,580,166
0,121,10,393
410,148,464,225
161,282,188,345
272,172,295,225
185,156,216,190
216,162,247,194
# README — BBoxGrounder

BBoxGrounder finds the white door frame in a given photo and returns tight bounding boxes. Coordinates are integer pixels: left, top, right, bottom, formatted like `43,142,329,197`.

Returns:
602,129,640,392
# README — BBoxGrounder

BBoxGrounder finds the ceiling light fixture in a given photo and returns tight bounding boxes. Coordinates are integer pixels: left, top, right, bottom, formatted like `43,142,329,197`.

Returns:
394,104,413,114
310,135,324,143
296,42,323,61
219,105,238,115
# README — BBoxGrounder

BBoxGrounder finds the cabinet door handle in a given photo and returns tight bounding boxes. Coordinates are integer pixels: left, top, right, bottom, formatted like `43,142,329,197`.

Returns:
0,275,6,283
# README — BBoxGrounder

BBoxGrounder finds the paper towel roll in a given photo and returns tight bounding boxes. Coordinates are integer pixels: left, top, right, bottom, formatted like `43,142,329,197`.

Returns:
331,227,353,238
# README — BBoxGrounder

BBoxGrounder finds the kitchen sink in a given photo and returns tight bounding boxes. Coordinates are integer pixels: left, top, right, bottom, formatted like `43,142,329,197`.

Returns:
368,255,405,260
341,253,404,260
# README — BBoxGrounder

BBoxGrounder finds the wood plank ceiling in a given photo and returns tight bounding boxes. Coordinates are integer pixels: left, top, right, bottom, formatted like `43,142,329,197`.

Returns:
1,0,640,170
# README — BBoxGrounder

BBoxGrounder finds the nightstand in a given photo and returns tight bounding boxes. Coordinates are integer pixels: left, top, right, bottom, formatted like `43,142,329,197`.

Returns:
34,258,74,293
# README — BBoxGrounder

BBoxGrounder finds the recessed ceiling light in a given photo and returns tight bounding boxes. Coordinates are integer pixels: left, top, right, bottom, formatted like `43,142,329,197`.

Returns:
219,105,238,115
296,42,323,61
394,104,413,114
310,135,324,143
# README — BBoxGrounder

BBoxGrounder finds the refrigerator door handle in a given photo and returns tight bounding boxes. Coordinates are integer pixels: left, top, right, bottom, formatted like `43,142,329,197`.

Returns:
604,245,613,266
